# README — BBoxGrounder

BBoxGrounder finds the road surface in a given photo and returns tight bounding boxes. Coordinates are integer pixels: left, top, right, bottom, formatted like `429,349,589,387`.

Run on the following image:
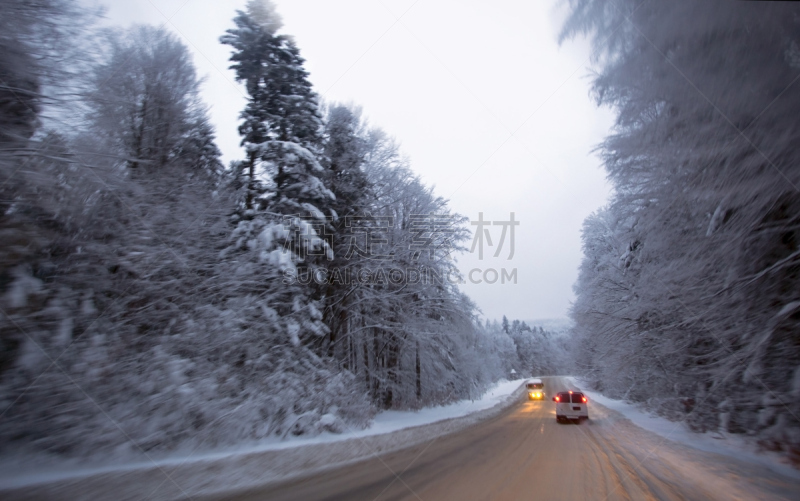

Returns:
211,377,799,501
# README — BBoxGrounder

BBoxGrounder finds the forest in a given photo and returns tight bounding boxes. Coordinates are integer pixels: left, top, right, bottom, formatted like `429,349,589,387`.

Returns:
0,0,563,458
5,0,796,467
565,0,800,461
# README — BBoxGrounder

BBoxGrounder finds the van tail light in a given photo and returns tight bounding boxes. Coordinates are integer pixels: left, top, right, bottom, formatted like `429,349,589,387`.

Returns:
555,396,560,402
582,397,587,403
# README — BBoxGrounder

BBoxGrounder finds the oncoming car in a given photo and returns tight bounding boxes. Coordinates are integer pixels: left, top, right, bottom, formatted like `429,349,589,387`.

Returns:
553,390,589,423
526,378,545,400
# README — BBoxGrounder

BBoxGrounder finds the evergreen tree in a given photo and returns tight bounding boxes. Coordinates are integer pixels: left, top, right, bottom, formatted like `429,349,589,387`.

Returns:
221,0,333,222
220,0,334,350
317,104,372,355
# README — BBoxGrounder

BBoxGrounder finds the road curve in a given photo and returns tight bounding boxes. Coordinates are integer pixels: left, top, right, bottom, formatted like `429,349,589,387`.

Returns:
210,377,799,501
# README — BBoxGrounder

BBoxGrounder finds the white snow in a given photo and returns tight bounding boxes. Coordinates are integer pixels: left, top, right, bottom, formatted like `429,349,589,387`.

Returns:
570,377,800,481
359,379,521,436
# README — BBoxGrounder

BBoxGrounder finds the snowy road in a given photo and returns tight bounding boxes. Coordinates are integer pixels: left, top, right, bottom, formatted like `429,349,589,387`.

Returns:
211,377,799,501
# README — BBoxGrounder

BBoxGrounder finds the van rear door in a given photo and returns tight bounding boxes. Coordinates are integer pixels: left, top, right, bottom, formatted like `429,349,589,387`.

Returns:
570,392,586,413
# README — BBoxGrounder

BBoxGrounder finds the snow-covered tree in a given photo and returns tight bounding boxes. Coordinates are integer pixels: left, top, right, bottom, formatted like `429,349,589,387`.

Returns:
316,113,485,408
221,0,332,221
564,0,800,457
0,0,523,461
88,26,212,173
0,0,371,458
219,0,337,355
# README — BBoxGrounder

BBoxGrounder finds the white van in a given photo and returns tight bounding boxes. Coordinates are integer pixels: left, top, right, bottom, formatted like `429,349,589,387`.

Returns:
525,378,545,400
553,390,589,422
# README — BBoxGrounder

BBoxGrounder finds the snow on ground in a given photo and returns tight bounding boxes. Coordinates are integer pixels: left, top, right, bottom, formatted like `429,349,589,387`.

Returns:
0,379,524,492
569,377,800,481
364,379,522,435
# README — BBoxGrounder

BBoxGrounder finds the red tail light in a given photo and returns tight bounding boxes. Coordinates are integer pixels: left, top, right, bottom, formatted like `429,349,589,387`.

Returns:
555,396,560,402
582,397,587,403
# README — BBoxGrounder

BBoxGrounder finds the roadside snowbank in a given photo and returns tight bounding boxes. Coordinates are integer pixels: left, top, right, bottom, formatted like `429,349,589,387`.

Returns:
362,379,522,436
570,377,800,481
0,379,524,499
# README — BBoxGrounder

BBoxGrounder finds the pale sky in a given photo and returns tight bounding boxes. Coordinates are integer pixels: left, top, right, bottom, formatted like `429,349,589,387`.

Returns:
94,0,615,322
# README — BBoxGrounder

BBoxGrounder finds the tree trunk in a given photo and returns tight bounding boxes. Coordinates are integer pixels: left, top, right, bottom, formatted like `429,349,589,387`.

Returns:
416,338,422,400
245,150,255,210
130,97,148,170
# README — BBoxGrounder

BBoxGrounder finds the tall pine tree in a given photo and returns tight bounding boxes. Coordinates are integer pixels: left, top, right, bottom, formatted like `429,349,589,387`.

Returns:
221,0,334,225
220,0,334,350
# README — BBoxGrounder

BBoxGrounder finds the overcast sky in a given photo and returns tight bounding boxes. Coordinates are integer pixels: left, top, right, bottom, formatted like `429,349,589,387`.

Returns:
94,0,615,322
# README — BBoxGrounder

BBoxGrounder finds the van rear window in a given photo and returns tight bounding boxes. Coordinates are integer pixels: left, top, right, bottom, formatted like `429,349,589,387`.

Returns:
571,393,585,404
